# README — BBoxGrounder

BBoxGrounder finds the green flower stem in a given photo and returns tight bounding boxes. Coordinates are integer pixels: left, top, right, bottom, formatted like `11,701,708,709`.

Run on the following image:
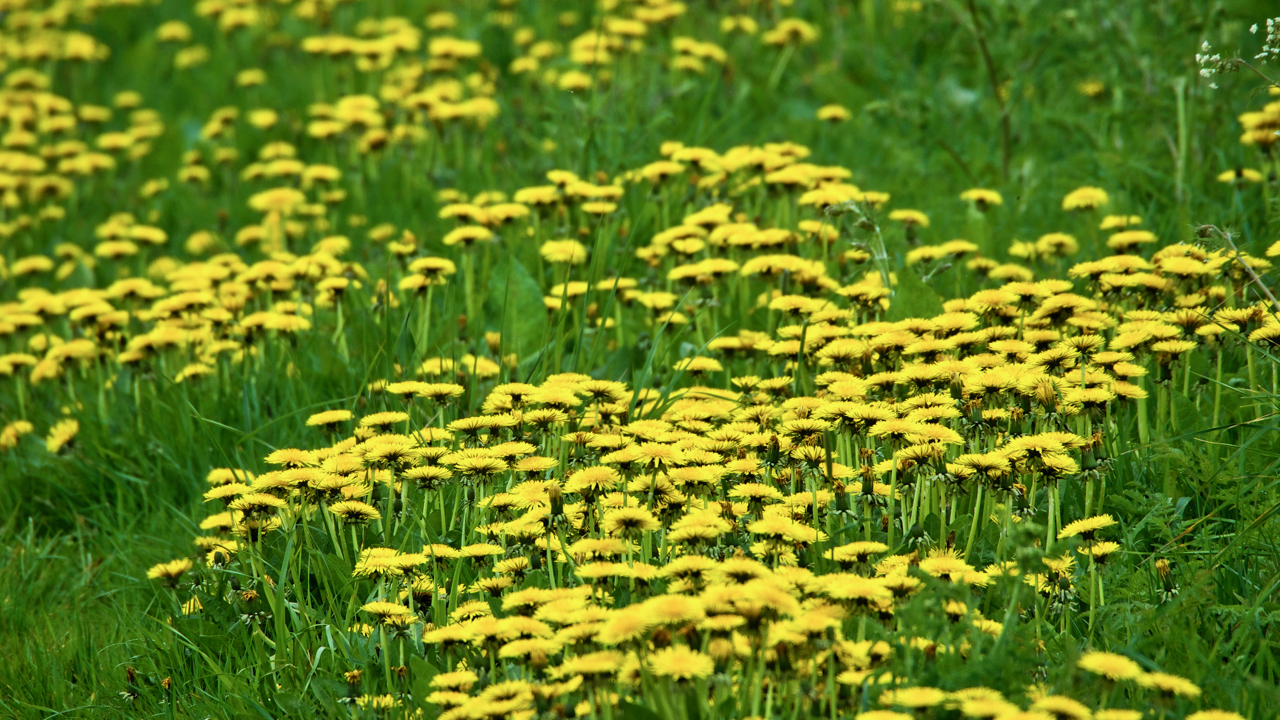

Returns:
767,44,796,91
322,506,345,561
333,298,349,362
1135,379,1150,449
382,472,395,546
1247,344,1260,420
379,624,393,691
999,491,1013,561
93,356,107,426
825,642,837,720
1084,473,1095,520
887,463,899,547
419,286,435,360
462,250,477,340
460,494,471,548
446,485,462,532
936,481,947,542
908,477,922,529
556,525,576,585
1088,557,1098,645
750,644,767,719
964,483,985,561
1054,482,1064,542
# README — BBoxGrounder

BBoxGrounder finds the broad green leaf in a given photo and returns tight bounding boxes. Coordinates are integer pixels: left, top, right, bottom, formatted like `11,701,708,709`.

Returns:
485,253,548,359
885,266,944,321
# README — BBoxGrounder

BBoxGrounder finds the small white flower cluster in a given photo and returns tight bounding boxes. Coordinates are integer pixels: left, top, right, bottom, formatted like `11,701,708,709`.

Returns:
1195,40,1232,89
1250,18,1280,64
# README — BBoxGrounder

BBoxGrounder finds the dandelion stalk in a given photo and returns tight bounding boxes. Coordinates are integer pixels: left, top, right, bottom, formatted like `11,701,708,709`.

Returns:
909,476,923,529
132,374,142,434
461,250,477,340
766,43,796,92
1212,347,1224,434
1088,557,1099,645
887,463,899,547
748,644,765,719
964,484,985,560
418,285,435,360
1247,344,1261,419
332,297,349,362
379,623,393,691
998,491,1014,561
1135,380,1150,448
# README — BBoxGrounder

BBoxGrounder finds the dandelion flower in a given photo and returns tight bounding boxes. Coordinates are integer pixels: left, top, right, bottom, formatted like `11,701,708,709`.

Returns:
540,240,588,264
879,686,948,709
45,419,79,454
602,507,660,538
306,409,353,429
1078,651,1143,681
1094,711,1143,720
960,188,1003,209
855,712,912,720
551,650,626,679
1058,514,1116,541
1062,186,1110,211
648,645,714,681
596,611,654,645
147,558,193,587
329,500,382,524
1137,671,1201,698
816,104,852,122
361,601,416,624
1185,712,1246,720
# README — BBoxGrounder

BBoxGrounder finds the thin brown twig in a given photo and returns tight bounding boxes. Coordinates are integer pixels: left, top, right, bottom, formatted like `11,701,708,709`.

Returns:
935,138,978,184
1235,58,1280,89
1199,224,1280,311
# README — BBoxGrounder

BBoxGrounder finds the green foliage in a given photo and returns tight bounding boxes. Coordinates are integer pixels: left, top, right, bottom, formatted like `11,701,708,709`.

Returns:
885,267,944,322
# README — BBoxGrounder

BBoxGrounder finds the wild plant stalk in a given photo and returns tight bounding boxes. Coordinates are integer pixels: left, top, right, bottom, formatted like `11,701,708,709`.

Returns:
960,0,1012,180
418,286,435,360
332,295,349,362
1135,377,1151,448
964,483,985,560
1089,557,1099,644
1173,76,1191,238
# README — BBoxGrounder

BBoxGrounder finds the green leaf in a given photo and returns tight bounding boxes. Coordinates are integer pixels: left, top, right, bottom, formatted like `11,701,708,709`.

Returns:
195,587,239,626
485,253,548,358
273,691,305,716
315,547,354,599
1170,390,1202,434
410,655,439,712
309,678,347,714
885,266,944,322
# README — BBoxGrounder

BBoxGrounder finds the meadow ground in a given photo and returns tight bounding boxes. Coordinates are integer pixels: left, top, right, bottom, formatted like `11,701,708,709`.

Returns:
1,1,1280,718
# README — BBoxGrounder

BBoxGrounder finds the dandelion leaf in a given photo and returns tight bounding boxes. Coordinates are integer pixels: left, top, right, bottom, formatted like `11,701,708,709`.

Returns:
486,254,547,357
886,266,943,321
